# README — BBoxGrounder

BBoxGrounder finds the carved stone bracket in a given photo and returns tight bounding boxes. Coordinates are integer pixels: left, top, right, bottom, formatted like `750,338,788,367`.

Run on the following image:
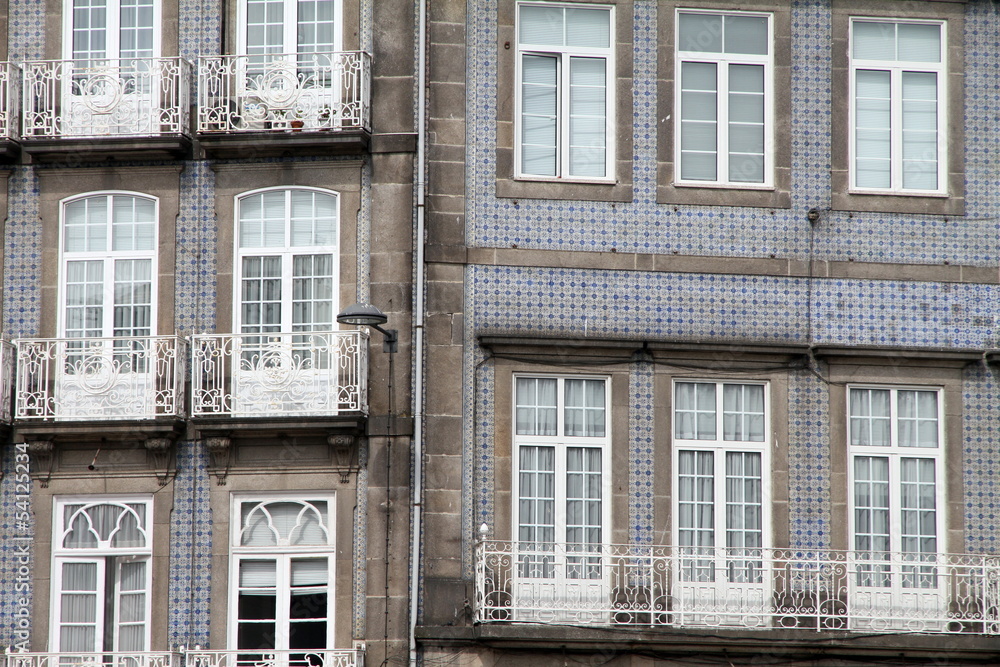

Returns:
205,436,232,485
144,437,175,486
329,434,357,484
27,440,55,488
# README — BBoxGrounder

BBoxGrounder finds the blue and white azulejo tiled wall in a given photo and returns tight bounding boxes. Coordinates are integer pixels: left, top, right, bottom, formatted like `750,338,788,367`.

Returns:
460,0,1000,566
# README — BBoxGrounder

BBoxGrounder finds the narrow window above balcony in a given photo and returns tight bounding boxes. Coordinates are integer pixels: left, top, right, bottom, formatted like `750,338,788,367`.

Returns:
196,0,371,156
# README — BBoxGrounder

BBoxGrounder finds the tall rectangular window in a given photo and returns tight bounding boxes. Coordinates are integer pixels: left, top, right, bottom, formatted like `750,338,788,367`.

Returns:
850,20,945,193
675,10,773,186
516,2,614,180
849,387,943,575
673,381,768,582
513,376,609,579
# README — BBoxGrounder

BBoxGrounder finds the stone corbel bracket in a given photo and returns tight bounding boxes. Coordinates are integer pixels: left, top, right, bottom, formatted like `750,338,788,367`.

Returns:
329,434,358,484
145,437,176,486
27,440,55,488
205,436,232,485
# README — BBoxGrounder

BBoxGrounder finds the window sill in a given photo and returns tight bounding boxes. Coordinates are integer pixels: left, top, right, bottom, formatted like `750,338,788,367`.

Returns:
497,176,632,203
657,182,791,209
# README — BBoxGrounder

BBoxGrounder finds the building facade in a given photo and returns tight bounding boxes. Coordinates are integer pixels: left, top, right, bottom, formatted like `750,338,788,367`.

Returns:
0,0,417,665
419,0,1000,664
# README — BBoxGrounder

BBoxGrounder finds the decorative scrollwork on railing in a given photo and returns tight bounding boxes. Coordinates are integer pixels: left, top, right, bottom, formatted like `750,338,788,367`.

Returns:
179,649,362,667
190,330,367,418
21,57,191,138
474,540,1000,634
197,51,371,133
4,652,181,667
14,336,187,421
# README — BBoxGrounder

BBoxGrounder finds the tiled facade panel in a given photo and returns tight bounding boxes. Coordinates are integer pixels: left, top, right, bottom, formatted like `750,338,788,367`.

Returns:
466,1,1000,266
175,161,218,336
963,363,1000,554
787,366,831,551
0,446,33,648
4,168,42,337
168,443,213,649
464,264,1000,555
629,355,655,544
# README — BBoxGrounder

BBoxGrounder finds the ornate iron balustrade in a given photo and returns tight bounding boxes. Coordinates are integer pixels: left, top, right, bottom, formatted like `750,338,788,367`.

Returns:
180,648,363,667
4,652,180,667
190,330,368,418
196,51,371,133
0,61,21,140
15,336,188,421
0,339,14,423
475,540,1000,634
21,57,191,138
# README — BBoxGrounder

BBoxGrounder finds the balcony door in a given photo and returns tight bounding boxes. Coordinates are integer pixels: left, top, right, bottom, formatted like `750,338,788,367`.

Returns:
512,376,610,623
58,194,157,417
64,0,161,134
236,0,342,128
671,381,771,627
234,188,339,416
848,386,947,631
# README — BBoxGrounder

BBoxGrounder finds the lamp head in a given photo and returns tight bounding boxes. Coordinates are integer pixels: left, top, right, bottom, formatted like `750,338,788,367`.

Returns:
337,303,388,327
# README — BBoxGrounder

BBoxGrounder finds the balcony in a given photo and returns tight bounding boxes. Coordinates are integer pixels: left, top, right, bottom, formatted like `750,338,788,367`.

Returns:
181,648,364,667
190,330,368,420
475,540,1000,635
196,51,371,157
20,57,192,160
4,652,180,667
0,61,21,159
14,336,187,422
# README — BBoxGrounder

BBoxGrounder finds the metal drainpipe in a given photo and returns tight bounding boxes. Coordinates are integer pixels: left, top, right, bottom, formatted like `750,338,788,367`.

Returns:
408,0,427,665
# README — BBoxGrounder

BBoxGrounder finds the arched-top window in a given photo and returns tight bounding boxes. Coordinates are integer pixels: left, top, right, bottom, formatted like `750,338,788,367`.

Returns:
236,187,339,335
60,193,158,340
51,497,153,654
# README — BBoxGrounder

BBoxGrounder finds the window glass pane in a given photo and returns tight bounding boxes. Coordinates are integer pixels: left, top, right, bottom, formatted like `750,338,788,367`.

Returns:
678,12,721,53
239,559,277,588
521,55,558,176
569,57,607,178
515,377,557,436
566,7,609,49
853,21,896,60
519,4,564,46
724,15,768,55
898,23,941,63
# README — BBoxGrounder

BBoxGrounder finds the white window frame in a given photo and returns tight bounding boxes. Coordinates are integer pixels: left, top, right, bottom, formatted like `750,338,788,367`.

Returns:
848,18,947,195
671,380,772,551
234,187,340,335
670,380,771,625
63,0,162,62
847,384,946,558
236,0,343,56
514,1,615,182
228,493,338,653
674,9,774,188
50,495,154,654
58,191,159,340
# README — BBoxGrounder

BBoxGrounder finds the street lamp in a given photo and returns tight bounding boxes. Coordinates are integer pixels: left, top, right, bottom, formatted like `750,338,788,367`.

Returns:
337,303,398,352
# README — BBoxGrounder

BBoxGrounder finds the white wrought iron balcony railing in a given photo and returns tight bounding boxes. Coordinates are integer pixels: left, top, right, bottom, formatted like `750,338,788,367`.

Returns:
0,339,14,423
15,336,188,421
4,651,180,667
0,61,21,140
196,51,371,134
21,57,191,139
180,648,364,667
190,330,368,418
475,540,1000,634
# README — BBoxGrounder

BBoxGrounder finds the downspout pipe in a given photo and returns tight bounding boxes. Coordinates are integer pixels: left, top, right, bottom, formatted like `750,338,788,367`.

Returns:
408,0,427,665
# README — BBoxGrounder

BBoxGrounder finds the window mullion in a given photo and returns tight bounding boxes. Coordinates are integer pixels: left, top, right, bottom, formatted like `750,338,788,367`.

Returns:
286,0,298,54
558,55,568,178
890,68,904,190
276,555,292,650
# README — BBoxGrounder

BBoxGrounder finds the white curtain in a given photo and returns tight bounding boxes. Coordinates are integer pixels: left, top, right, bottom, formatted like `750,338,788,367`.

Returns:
850,388,891,447
722,384,764,442
515,377,557,436
564,379,605,437
290,191,338,247
675,382,716,440
518,445,555,546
